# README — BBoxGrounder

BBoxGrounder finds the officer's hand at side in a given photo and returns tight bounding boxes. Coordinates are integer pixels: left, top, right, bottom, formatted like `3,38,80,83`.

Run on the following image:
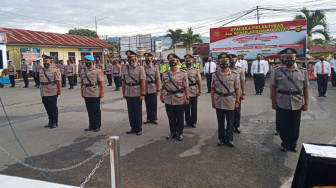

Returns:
123,94,126,99
197,92,201,96
212,101,215,109
302,104,308,111
140,96,144,100
81,93,84,98
57,91,61,95
241,95,245,100
235,102,239,109
160,96,164,103
156,91,160,96
100,93,104,98
272,102,278,109
184,99,190,104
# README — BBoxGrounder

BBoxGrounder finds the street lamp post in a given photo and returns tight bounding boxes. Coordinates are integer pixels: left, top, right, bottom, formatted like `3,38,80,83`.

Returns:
95,16,109,36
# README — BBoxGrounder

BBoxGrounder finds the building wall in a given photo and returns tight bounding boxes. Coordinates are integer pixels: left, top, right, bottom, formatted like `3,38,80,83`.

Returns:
0,44,7,71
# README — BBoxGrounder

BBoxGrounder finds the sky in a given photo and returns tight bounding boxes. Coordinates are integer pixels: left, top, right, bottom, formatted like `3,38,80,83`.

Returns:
1,0,336,39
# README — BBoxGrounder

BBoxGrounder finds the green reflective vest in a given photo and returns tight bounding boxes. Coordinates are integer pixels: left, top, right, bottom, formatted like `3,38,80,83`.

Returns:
160,64,167,73
194,62,200,69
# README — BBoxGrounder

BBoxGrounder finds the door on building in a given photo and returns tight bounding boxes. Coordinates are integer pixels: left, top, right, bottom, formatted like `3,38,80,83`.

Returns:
68,52,76,63
93,52,103,64
0,50,3,69
50,52,59,63
81,52,91,60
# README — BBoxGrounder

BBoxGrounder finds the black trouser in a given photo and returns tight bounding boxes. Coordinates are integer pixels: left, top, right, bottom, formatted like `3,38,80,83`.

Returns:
113,76,120,89
206,73,212,92
42,95,58,125
253,74,265,94
160,73,163,81
62,74,66,87
316,74,328,96
278,107,301,148
74,74,77,86
185,96,198,126
233,97,242,128
331,68,335,86
22,71,29,86
216,108,234,142
34,72,40,86
165,104,184,135
84,97,101,130
126,97,143,132
9,75,15,87
145,93,157,122
107,74,112,85
275,109,280,133
68,76,74,88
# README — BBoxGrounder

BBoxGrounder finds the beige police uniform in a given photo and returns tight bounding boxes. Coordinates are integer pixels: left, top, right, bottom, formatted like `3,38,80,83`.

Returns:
121,65,146,97
144,65,160,94
162,69,188,105
39,67,61,96
81,67,104,97
95,63,103,70
144,64,160,123
66,64,75,76
21,63,29,72
230,66,245,131
184,66,201,127
8,64,16,76
186,67,201,97
106,63,113,74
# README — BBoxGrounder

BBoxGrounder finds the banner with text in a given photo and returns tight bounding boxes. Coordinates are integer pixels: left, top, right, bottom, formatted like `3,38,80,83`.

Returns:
210,19,307,60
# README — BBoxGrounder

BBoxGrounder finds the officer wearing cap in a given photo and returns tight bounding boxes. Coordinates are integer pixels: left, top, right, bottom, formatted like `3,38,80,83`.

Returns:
211,52,240,147
122,50,146,135
183,54,201,128
66,60,75,89
105,60,113,86
21,59,29,88
143,52,160,125
270,48,309,152
40,55,62,129
160,53,189,141
95,56,103,69
57,60,66,87
81,55,104,132
8,60,16,87
229,54,246,134
112,60,122,91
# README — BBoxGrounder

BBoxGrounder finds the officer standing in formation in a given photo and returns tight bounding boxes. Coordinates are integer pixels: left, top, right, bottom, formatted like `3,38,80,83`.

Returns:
21,59,29,88
34,60,42,88
105,60,113,86
32,61,37,86
251,54,269,95
122,50,146,135
211,53,240,147
66,60,75,89
78,60,86,85
95,57,103,69
159,60,168,81
8,60,16,87
314,55,331,97
81,55,105,132
40,55,62,129
160,54,189,141
72,60,78,86
229,54,245,134
204,56,216,93
57,60,66,88
237,55,248,74
184,54,201,128
330,52,336,87
143,52,160,125
270,49,309,152
112,60,121,91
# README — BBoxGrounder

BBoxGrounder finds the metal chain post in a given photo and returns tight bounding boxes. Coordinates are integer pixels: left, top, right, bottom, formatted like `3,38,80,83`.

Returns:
109,136,120,188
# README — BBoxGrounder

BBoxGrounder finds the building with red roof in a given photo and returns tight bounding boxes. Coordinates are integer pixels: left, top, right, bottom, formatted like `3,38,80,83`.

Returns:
309,44,336,59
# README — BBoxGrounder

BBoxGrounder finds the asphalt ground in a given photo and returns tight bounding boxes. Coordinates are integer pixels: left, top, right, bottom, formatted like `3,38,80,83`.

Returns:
0,76,335,188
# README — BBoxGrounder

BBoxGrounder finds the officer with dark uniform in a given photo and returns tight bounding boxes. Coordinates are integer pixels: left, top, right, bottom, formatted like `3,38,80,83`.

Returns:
21,59,29,88
229,54,246,134
211,52,240,147
270,49,309,152
66,60,75,89
81,55,105,132
122,50,146,135
112,60,122,91
8,60,16,87
72,60,78,86
105,60,113,86
183,54,201,128
58,60,66,87
40,55,62,129
160,54,189,141
143,52,160,125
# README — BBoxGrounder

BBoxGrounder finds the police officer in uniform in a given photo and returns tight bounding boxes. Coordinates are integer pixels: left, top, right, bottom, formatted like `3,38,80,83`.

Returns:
34,60,42,88
95,57,103,69
21,59,29,88
229,54,245,134
32,61,37,87
122,50,146,135
40,55,62,129
143,52,160,125
211,53,240,147
72,60,78,86
8,60,16,87
81,55,105,132
159,60,168,81
184,54,201,128
160,54,189,141
57,60,66,87
270,49,309,152
105,60,113,86
112,60,122,91
66,60,75,89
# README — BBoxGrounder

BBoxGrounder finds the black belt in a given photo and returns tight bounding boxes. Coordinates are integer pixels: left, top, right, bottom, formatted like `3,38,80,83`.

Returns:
41,81,56,85
126,83,140,86
215,91,234,97
9,71,14,72
189,83,197,86
166,89,183,94
67,72,73,73
146,81,156,84
84,83,98,87
278,90,301,95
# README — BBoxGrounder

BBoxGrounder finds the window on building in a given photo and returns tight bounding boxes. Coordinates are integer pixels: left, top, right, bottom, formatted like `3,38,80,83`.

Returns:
6,51,9,62
50,52,58,63
93,52,103,63
81,52,91,60
68,52,76,63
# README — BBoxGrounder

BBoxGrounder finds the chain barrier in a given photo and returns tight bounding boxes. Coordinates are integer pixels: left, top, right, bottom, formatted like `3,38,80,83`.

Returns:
80,147,110,188
0,144,108,173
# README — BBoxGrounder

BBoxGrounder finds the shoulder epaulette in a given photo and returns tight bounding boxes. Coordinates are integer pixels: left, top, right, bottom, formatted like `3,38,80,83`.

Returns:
299,67,306,70
180,69,186,72
231,70,238,74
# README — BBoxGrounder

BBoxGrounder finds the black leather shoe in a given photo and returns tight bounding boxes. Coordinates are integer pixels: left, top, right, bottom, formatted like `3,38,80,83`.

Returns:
191,124,196,128
177,135,183,141
49,123,58,129
289,147,297,152
136,131,142,135
166,133,176,140
227,141,235,147
143,121,151,124
184,123,190,127
274,131,280,135
281,146,288,152
44,123,51,128
217,140,224,146
85,128,94,131
94,128,100,132
234,127,241,133
126,129,136,134
207,91,211,93
152,120,158,125
260,93,263,95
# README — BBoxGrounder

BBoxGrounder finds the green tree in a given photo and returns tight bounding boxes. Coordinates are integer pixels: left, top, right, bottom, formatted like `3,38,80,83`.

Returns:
68,28,98,38
295,8,329,47
181,28,203,54
312,38,325,45
165,28,183,53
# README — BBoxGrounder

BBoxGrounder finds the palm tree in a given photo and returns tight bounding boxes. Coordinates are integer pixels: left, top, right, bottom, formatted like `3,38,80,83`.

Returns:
181,28,203,54
294,8,329,46
165,29,183,53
